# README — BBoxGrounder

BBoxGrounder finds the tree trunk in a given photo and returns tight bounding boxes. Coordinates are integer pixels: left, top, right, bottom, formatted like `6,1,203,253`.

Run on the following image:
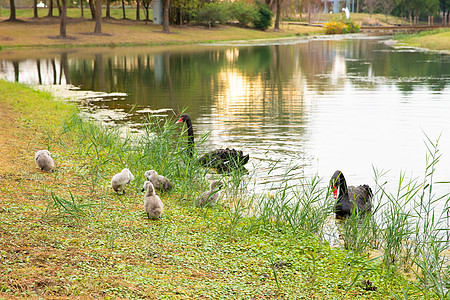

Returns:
409,8,412,25
81,0,84,18
106,0,110,18
356,0,359,13
274,0,281,30
308,4,311,24
47,0,53,17
144,2,150,22
8,0,17,21
89,0,96,19
136,0,140,20
162,0,170,33
122,0,126,18
33,0,38,18
59,0,67,37
55,0,62,16
94,0,102,34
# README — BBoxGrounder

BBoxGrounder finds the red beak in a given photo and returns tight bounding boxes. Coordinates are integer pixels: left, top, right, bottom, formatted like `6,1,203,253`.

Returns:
332,186,338,198
176,117,183,123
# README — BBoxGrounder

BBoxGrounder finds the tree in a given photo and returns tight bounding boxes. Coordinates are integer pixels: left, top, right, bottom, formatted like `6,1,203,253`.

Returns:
94,0,102,34
33,0,38,18
105,0,111,18
121,0,127,19
7,0,18,21
136,0,140,20
89,0,96,19
379,0,398,22
60,0,67,37
163,0,170,32
364,0,378,17
142,0,152,22
47,0,54,17
53,0,62,17
441,0,450,24
273,0,282,29
303,0,320,25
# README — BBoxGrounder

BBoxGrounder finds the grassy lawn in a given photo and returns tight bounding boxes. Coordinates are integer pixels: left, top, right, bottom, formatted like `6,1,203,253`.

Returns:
0,80,435,298
395,28,450,52
0,8,323,49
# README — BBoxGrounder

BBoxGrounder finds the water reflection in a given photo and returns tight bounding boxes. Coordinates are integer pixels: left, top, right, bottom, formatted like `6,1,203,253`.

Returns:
1,37,449,194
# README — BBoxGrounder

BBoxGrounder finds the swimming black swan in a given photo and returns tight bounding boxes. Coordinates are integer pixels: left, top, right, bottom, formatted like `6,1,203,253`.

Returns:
330,170,372,218
176,114,250,171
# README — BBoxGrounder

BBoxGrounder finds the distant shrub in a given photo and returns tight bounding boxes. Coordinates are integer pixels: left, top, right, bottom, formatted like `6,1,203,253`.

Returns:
253,0,273,30
229,1,257,27
324,19,360,34
196,2,230,28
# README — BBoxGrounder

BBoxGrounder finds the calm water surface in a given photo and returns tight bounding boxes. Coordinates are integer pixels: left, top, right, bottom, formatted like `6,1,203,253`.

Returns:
2,36,450,198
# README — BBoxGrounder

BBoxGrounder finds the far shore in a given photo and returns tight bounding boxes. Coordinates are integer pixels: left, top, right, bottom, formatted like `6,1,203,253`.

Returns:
0,15,323,49
1,11,449,54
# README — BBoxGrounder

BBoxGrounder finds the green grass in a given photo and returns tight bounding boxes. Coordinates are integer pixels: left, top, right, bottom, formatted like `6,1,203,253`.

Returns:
0,80,446,298
395,28,450,51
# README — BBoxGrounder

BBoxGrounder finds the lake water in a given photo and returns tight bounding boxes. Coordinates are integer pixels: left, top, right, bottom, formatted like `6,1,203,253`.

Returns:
1,35,450,200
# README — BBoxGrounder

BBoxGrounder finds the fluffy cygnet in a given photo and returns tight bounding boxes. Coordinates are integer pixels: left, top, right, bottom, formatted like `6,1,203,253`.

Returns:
35,150,55,172
143,181,164,219
111,168,134,194
197,180,224,207
144,170,174,192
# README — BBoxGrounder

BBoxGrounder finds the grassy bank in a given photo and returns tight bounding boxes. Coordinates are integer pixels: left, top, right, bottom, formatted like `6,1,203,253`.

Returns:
1,80,448,299
395,28,450,52
0,8,322,49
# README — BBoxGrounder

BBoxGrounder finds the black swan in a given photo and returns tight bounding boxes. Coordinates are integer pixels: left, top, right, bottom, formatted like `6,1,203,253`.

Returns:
176,114,250,171
330,170,372,218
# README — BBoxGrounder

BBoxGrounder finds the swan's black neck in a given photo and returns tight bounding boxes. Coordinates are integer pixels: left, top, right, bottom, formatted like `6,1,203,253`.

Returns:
181,115,195,157
331,170,348,203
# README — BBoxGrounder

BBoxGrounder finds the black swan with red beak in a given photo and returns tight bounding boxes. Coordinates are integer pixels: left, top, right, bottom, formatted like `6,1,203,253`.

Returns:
177,114,250,172
330,170,372,218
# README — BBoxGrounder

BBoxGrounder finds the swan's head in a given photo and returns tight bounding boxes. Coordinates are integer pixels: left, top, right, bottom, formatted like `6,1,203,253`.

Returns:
122,168,134,181
35,150,51,160
330,170,343,199
144,170,157,180
142,180,156,192
176,114,190,124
